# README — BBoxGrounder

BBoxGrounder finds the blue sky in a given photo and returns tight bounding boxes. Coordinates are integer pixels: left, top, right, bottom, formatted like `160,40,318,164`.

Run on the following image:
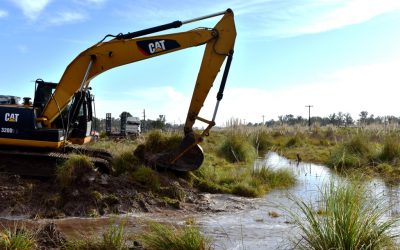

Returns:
1,0,400,126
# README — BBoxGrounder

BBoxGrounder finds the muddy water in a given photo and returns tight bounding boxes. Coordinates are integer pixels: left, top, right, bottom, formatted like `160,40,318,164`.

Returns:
1,152,400,249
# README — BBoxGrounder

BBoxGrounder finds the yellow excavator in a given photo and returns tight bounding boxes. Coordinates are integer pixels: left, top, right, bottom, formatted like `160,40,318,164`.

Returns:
0,9,236,176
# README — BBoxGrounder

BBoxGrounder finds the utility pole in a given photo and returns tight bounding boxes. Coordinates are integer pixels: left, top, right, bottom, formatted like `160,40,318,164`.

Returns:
262,115,265,125
305,105,313,128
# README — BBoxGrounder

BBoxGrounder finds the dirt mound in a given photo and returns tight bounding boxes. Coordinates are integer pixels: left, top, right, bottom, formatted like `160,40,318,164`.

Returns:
0,172,211,219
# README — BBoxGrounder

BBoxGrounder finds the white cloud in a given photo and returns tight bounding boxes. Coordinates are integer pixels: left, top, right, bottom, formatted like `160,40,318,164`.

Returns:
233,0,400,38
10,0,52,20
94,59,400,126
0,10,8,18
48,11,87,25
298,0,400,34
212,60,400,123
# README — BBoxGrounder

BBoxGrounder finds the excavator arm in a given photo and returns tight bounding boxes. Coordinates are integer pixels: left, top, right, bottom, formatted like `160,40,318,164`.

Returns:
41,9,236,127
39,9,236,171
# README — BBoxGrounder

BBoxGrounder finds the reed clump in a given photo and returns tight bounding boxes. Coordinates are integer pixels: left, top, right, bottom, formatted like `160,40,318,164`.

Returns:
379,135,400,162
0,225,37,250
139,221,212,250
218,133,257,163
288,179,399,250
328,135,373,169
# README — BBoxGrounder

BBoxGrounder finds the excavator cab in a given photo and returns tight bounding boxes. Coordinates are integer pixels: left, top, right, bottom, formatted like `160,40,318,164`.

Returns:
33,79,58,115
66,91,94,144
33,79,94,145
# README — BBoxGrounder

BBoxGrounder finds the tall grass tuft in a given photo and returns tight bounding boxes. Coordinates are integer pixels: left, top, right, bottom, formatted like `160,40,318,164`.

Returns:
328,135,373,168
253,167,295,189
218,134,256,163
0,225,37,250
379,136,400,162
144,130,182,153
63,221,127,250
112,150,141,175
139,221,212,250
285,133,304,148
288,179,399,250
56,154,95,188
252,130,273,155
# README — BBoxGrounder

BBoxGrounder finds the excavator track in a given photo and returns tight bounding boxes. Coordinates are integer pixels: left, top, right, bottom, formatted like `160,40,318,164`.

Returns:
0,147,112,177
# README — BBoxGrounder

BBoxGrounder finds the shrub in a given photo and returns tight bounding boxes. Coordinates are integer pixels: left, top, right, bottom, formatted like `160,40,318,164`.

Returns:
288,180,399,250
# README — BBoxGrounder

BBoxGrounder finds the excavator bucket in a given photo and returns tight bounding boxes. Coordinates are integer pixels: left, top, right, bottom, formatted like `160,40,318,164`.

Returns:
168,133,204,171
135,132,204,171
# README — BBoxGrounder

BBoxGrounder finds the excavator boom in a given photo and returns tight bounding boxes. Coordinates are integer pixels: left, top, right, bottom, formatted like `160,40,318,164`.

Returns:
41,10,236,127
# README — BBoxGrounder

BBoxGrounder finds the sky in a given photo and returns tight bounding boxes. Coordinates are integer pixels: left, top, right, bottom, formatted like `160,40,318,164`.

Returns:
1,0,400,126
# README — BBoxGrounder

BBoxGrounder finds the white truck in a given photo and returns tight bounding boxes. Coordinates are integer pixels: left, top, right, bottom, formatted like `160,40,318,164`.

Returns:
126,116,141,136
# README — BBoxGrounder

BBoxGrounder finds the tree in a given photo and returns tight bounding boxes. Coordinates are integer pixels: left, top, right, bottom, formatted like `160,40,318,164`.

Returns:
358,111,368,125
344,113,354,126
120,111,132,119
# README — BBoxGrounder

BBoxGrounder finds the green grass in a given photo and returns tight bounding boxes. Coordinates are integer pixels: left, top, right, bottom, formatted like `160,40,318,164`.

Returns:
218,133,257,163
379,135,400,162
0,225,37,250
143,130,182,154
288,179,399,250
130,166,161,191
193,155,296,197
56,154,95,188
251,130,273,154
112,150,141,176
63,221,127,250
139,221,212,250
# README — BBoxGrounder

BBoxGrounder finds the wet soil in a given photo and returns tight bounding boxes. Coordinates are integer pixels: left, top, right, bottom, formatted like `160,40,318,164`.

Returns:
0,172,216,219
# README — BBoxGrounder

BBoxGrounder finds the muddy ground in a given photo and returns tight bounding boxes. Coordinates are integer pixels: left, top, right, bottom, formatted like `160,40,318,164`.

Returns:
0,172,216,219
